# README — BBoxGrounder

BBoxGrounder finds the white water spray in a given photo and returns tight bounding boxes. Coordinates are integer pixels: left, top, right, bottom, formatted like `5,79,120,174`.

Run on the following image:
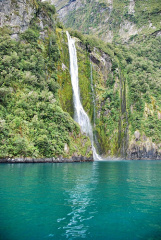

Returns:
66,31,101,161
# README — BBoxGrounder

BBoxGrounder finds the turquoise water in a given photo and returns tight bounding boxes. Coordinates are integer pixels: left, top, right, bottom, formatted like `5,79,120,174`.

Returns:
0,161,161,240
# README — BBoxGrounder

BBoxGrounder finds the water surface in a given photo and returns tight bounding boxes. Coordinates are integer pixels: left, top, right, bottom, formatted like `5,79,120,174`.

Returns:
0,161,161,240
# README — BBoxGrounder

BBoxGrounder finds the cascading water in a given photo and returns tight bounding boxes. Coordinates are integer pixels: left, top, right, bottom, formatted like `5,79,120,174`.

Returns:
66,31,101,161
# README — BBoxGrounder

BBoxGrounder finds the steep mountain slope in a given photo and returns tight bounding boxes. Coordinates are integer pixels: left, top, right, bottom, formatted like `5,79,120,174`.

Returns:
0,0,92,159
0,0,161,159
51,0,161,159
56,29,161,159
53,0,161,43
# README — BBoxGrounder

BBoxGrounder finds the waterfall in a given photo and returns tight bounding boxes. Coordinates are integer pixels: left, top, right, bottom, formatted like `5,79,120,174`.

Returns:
66,31,101,161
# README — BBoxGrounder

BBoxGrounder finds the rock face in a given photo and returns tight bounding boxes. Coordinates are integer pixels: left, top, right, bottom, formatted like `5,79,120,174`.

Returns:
89,49,112,82
127,131,161,160
119,21,139,42
0,0,35,38
127,141,161,160
128,0,135,14
52,0,160,43
0,156,94,163
57,0,114,43
58,0,84,20
75,38,161,160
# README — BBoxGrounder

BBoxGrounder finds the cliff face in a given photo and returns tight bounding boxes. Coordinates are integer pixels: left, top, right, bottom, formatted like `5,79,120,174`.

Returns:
56,28,161,160
56,30,128,158
127,133,161,160
52,0,161,43
0,0,36,39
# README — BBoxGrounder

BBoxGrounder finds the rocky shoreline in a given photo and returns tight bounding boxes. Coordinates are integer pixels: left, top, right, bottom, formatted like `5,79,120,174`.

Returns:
0,156,93,163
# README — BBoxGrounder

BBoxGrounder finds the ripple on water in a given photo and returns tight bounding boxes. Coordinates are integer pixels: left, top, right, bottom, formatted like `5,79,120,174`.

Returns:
0,162,161,240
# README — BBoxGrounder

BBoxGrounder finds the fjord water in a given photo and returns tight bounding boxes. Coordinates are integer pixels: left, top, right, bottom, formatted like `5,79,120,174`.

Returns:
1,161,161,240
66,32,101,161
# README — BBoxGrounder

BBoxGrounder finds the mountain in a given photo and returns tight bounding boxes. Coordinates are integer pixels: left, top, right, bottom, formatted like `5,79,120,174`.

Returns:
57,29,161,159
51,0,161,158
0,0,161,159
0,0,92,159
53,0,161,43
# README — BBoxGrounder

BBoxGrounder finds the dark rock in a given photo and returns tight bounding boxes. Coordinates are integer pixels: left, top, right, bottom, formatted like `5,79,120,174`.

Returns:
0,155,94,163
44,158,53,163
0,158,7,163
127,143,161,160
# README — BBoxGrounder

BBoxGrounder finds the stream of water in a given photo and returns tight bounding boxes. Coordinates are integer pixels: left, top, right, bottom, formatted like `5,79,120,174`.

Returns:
66,32,101,161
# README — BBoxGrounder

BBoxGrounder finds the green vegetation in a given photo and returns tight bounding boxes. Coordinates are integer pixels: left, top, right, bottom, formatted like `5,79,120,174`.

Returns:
55,0,161,43
76,44,94,121
1,0,161,159
124,36,161,143
56,29,74,117
0,2,92,158
67,27,161,156
65,1,107,34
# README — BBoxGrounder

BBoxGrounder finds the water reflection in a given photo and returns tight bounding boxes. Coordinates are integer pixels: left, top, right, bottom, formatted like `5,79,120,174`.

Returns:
58,163,99,239
1,162,161,240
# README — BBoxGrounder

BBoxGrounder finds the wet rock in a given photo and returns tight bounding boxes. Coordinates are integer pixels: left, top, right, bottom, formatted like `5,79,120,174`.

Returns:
127,136,161,160
64,143,69,154
0,155,94,163
134,130,140,141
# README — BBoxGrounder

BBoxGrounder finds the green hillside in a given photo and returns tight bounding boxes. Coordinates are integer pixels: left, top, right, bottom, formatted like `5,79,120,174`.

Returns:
54,0,161,43
0,1,92,159
0,0,161,159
